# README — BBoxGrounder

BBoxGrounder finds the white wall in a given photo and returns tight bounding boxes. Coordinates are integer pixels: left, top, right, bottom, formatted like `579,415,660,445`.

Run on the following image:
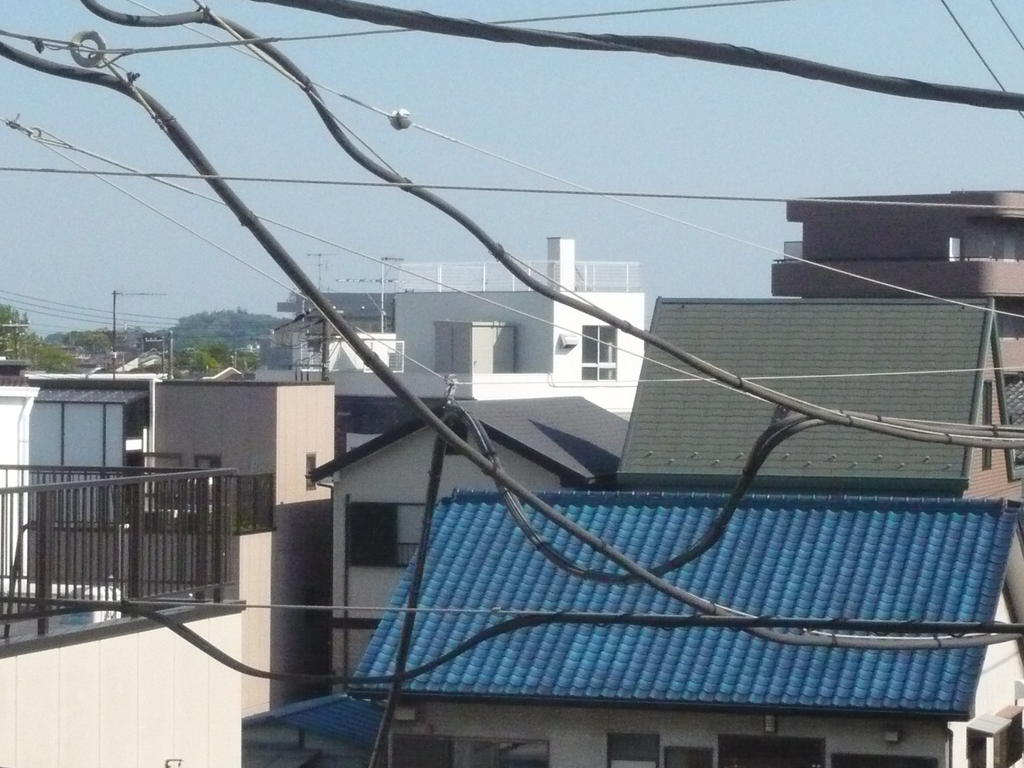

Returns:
29,401,124,467
950,595,1024,768
0,610,242,768
332,427,564,674
393,702,949,768
396,290,556,374
0,386,37,473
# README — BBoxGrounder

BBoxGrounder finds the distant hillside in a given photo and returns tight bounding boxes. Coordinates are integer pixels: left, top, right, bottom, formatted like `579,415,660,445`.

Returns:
170,309,280,348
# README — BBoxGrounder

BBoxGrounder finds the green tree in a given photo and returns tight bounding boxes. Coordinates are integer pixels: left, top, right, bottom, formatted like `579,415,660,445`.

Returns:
0,304,78,372
0,305,30,358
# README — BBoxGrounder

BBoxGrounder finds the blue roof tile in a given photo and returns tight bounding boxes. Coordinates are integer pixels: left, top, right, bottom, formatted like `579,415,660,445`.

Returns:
356,490,1018,715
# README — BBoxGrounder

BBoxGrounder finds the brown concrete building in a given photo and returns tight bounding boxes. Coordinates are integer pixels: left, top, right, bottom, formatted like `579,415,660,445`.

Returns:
773,191,1024,365
154,380,335,713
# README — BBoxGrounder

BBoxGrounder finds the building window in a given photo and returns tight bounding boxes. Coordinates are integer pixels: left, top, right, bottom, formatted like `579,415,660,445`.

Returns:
194,454,221,469
982,381,993,470
392,735,548,767
582,325,617,380
306,452,317,490
665,747,712,768
348,502,398,566
389,340,406,373
608,733,659,768
832,757,937,768
718,736,824,768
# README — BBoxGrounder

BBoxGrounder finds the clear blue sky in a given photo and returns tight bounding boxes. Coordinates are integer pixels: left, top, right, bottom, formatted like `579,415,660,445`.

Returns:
3,0,1024,333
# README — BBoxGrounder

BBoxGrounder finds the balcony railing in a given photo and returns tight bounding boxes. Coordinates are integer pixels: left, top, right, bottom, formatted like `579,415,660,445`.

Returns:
0,468,272,637
0,464,183,489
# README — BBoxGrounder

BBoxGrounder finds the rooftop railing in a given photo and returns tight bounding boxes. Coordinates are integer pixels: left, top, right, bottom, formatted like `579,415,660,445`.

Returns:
397,260,643,293
0,468,272,637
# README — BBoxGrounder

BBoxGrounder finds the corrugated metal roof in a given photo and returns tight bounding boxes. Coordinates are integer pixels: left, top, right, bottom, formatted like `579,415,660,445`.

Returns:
244,694,381,749
34,387,148,405
356,490,1015,715
620,299,989,490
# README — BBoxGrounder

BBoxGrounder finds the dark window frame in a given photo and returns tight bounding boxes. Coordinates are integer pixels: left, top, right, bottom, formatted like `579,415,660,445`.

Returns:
306,451,317,490
982,380,994,470
608,732,660,767
391,733,549,768
193,454,221,469
664,746,712,768
347,501,400,567
832,755,938,768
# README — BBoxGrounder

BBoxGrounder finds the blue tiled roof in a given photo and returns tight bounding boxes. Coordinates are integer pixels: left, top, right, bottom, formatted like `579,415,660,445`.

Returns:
244,694,382,749
356,490,1018,716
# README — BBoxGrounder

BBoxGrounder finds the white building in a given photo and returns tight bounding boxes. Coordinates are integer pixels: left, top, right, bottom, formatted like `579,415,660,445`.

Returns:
267,237,644,447
0,371,37,484
309,397,628,676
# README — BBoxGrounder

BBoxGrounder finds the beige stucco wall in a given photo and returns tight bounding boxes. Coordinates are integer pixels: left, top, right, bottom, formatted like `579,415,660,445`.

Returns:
332,427,564,674
393,702,949,768
275,384,334,505
0,610,242,768
239,531,273,716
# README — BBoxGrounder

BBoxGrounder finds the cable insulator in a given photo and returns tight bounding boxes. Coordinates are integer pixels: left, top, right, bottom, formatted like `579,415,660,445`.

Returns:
388,109,412,130
70,30,108,68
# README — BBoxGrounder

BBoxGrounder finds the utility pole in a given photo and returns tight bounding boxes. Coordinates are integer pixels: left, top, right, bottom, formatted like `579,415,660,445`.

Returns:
308,252,333,290
111,290,166,380
167,330,174,379
320,318,330,382
380,256,403,332
0,322,29,359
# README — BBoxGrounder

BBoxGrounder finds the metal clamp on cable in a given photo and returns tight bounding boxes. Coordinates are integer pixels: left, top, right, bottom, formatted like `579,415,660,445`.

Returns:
70,30,107,68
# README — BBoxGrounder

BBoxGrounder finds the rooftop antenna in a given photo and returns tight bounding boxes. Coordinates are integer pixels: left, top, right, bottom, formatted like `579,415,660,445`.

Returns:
112,289,166,380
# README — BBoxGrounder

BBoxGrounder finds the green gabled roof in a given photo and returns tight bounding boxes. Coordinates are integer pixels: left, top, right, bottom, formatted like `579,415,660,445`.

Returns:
620,299,992,492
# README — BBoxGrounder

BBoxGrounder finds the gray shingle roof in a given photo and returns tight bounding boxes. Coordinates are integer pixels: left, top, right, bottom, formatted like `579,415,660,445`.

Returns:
1005,374,1024,424
620,299,990,491
462,397,626,479
313,397,627,483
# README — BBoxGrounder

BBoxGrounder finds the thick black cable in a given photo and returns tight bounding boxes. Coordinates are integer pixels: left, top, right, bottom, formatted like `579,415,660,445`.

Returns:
4,34,1017,650
249,0,1024,113
367,420,448,767
458,403,823,583
75,0,1024,450
5,597,1022,689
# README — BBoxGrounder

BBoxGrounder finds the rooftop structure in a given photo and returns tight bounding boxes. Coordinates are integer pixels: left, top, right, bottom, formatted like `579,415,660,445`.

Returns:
620,298,1014,496
773,191,1024,305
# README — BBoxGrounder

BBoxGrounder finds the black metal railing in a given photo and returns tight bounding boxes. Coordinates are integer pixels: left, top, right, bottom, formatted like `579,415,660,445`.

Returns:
232,473,275,534
0,464,182,488
0,468,272,637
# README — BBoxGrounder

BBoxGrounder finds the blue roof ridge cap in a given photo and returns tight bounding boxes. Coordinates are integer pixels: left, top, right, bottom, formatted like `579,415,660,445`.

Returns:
446,488,1015,513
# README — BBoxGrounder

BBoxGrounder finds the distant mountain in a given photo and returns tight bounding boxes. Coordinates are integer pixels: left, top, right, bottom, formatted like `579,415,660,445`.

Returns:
169,309,280,348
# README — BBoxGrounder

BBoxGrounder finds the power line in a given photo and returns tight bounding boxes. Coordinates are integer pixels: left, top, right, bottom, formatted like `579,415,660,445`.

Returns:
23,28,1024,450
937,0,1021,121
988,0,1024,56
251,0,1024,113
7,164,1024,211
25,1,803,60
0,285,177,322
28,133,446,382
5,30,1022,654
80,2,1024,319
24,125,1024,393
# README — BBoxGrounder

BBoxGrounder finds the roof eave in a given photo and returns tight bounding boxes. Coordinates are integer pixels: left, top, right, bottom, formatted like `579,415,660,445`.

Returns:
348,690,970,721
